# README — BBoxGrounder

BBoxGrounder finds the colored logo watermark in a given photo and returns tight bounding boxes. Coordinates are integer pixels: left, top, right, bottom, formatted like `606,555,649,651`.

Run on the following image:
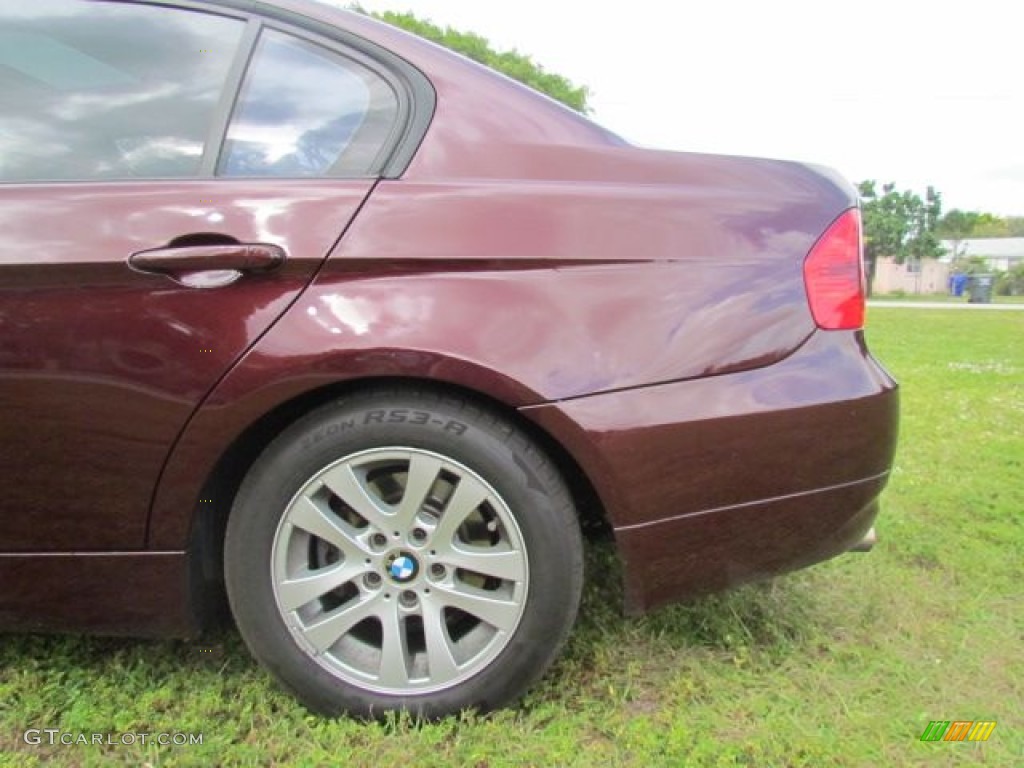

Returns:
920,720,996,742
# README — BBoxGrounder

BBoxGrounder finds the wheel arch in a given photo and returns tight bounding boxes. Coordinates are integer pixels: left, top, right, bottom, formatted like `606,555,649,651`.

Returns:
184,376,612,632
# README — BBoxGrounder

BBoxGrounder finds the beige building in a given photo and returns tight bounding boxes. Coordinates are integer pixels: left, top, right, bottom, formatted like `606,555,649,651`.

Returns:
873,256,950,295
871,238,1024,295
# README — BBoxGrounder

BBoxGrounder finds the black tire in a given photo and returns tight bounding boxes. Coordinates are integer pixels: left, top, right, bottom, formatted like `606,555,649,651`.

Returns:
224,387,584,718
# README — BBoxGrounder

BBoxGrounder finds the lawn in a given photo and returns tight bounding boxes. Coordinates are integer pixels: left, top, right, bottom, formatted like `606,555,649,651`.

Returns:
871,292,1024,304
2,308,1021,767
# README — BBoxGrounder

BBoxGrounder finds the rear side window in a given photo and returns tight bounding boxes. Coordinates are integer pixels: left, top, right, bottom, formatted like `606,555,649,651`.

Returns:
218,29,399,178
0,0,243,181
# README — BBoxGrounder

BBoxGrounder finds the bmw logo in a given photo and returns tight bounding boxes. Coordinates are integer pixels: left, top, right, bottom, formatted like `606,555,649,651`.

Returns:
388,553,418,583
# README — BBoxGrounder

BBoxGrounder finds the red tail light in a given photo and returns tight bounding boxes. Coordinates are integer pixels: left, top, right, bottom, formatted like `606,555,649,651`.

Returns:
803,208,865,330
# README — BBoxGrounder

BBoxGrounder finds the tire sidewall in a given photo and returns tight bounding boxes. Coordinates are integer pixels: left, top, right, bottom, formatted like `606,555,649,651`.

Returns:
224,391,582,718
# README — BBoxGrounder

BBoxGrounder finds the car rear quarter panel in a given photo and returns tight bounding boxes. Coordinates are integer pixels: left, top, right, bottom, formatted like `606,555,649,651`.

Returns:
148,155,857,549
522,329,898,611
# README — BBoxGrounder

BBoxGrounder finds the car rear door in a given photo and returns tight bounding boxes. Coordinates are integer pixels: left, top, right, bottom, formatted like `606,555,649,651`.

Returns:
0,0,409,551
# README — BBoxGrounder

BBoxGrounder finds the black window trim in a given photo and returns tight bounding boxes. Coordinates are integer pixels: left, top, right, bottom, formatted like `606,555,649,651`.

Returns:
199,17,261,177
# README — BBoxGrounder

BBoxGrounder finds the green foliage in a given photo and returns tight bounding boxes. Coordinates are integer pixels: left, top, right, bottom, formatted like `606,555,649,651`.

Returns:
938,209,1024,240
365,9,590,113
953,254,992,276
965,212,1009,237
996,262,1024,295
937,209,982,260
858,181,944,266
937,209,984,240
1008,216,1024,236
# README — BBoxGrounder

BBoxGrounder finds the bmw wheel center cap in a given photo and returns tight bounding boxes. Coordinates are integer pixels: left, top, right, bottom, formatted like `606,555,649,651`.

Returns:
388,552,418,583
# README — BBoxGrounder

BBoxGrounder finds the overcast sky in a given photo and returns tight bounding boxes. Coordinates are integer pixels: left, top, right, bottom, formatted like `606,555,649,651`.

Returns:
348,0,1022,216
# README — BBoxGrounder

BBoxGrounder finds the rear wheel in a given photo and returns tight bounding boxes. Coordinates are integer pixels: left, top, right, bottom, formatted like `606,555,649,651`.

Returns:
224,388,583,718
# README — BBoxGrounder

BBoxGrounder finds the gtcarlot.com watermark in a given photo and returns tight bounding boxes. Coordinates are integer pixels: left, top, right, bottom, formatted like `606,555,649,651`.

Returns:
24,729,203,747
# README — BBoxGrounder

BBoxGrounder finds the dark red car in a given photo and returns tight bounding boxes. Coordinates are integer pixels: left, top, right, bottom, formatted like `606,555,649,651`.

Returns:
0,0,898,718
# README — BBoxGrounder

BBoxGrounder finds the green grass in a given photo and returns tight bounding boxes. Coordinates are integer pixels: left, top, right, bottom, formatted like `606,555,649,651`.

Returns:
2,309,1022,767
871,292,1024,304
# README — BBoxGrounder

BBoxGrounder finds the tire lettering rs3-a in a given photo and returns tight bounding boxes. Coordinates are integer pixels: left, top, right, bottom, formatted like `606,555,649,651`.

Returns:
364,409,467,436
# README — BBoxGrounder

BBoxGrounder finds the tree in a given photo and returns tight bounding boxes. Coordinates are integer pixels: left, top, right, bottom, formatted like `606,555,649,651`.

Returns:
362,9,591,112
858,181,944,293
938,210,1021,239
936,209,982,260
970,213,1010,237
1006,217,1024,237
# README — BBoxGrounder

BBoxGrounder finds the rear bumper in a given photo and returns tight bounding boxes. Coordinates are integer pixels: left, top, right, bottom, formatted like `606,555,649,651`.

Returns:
612,480,884,613
521,330,898,613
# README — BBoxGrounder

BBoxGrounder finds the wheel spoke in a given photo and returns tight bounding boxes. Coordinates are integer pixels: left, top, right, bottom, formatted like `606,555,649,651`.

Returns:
432,582,520,632
277,561,365,612
439,545,526,582
421,596,459,681
431,479,489,546
394,453,444,529
288,496,364,558
320,464,392,531
376,602,411,687
303,594,380,653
